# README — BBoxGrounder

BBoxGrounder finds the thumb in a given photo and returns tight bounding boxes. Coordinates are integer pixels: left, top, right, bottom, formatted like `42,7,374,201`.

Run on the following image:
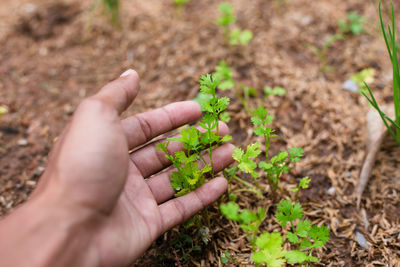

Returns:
92,69,140,115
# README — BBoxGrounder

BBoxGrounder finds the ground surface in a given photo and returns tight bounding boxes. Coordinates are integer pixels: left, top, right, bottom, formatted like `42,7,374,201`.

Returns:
1,0,400,266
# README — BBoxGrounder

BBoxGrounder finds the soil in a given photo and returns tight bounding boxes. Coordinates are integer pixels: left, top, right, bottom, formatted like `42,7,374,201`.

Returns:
1,0,400,266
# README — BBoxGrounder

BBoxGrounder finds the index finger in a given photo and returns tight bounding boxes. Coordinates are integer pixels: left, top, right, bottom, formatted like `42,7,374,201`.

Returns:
122,101,202,149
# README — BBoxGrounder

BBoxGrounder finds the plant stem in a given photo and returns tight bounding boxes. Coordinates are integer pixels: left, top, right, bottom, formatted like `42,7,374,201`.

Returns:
232,175,264,199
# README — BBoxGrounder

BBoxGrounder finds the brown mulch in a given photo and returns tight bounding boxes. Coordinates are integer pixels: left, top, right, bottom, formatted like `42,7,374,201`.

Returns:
1,0,400,266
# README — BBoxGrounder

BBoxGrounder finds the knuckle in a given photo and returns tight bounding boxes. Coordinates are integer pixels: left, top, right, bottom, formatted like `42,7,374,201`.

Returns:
173,199,187,222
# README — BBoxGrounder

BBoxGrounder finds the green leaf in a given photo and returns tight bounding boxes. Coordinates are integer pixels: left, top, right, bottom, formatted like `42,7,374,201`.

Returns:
219,111,231,123
253,232,286,267
217,2,236,26
299,177,311,189
214,61,235,90
239,29,253,45
251,116,263,126
288,147,304,162
300,238,312,250
308,225,330,246
297,220,312,237
259,161,273,170
232,147,244,162
220,202,240,221
287,232,299,244
255,232,284,251
271,151,288,164
221,255,229,264
246,142,261,157
238,160,257,174
284,250,307,264
275,200,303,227
220,134,232,142
239,209,258,224
264,86,286,97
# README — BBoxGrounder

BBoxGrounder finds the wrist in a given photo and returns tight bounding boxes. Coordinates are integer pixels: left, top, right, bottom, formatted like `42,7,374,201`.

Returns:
0,188,100,267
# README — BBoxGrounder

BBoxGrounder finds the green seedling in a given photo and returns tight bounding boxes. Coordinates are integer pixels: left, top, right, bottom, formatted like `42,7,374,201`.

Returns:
217,2,236,42
290,177,310,201
212,61,254,113
217,2,253,45
224,143,265,198
275,199,330,265
230,29,253,45
222,178,329,266
194,65,232,122
214,60,235,90
306,34,343,73
339,12,367,35
362,2,400,146
223,106,303,200
264,86,286,97
157,74,231,226
252,106,304,197
351,68,375,90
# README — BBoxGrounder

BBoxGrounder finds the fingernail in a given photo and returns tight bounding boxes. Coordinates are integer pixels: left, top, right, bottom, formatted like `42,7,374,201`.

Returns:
120,69,135,77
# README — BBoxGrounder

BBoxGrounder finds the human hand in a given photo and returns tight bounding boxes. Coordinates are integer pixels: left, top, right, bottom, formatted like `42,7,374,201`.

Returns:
0,69,234,267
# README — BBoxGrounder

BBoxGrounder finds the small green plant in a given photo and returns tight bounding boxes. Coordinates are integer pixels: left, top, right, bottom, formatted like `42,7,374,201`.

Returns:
264,86,287,97
217,2,236,42
252,107,303,197
223,106,304,200
338,12,367,35
217,2,253,46
157,73,232,207
230,29,253,45
306,34,343,73
221,178,330,267
362,2,400,146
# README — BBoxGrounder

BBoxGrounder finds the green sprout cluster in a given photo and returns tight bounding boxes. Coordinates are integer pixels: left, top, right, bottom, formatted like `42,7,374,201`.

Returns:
217,2,253,46
157,74,232,198
338,12,367,36
224,105,303,200
221,177,330,267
